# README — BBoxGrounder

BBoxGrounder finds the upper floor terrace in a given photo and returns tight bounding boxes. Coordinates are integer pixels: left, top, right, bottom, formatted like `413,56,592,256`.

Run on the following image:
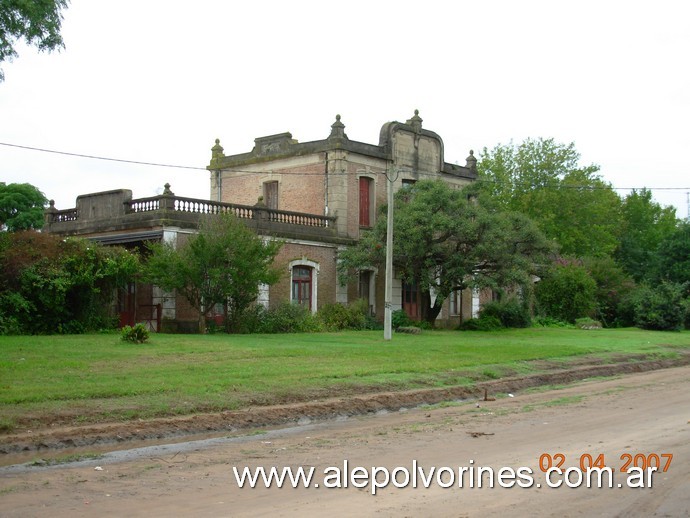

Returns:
44,184,350,245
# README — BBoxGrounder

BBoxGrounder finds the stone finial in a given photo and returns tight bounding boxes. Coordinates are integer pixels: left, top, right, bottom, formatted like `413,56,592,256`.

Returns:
466,150,477,173
163,183,174,196
406,109,423,133
211,138,224,159
328,114,348,140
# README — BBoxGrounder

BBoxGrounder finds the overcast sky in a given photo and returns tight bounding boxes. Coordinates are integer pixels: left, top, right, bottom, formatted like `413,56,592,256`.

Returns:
1,0,689,218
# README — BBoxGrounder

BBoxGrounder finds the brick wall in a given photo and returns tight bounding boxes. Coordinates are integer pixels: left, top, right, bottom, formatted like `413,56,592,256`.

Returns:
268,241,338,311
219,155,326,215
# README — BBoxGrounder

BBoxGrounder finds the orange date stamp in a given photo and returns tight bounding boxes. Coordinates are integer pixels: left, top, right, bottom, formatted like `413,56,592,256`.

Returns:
539,453,673,473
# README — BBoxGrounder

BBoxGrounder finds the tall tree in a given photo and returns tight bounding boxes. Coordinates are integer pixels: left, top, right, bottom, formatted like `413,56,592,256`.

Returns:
0,182,47,231
0,0,69,81
655,221,690,285
144,213,282,333
615,188,678,282
339,180,554,324
477,138,622,257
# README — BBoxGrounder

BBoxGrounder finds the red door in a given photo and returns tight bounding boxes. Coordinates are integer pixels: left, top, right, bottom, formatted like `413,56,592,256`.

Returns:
118,283,136,327
402,282,420,320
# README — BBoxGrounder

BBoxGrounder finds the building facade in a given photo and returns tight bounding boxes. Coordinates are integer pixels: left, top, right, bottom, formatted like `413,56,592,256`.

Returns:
44,112,486,331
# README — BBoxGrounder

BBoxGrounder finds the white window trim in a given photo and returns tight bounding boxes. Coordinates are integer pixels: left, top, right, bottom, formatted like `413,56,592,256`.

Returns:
289,259,319,314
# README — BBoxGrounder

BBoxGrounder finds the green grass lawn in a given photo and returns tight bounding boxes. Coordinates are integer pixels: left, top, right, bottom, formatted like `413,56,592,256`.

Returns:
1,328,688,432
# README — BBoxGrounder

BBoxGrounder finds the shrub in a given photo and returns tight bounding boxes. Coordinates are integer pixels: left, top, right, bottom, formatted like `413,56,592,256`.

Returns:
532,316,572,328
391,309,413,329
583,256,635,327
231,304,267,334
259,303,323,333
459,315,503,331
0,232,139,335
318,300,368,331
479,299,531,328
120,323,150,343
535,263,597,323
630,282,685,331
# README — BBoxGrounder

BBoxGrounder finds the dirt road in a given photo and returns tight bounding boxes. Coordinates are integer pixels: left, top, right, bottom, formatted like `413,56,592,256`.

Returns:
1,365,689,517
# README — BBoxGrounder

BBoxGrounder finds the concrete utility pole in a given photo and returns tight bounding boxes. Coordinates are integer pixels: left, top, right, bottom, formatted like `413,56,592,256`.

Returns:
383,169,394,340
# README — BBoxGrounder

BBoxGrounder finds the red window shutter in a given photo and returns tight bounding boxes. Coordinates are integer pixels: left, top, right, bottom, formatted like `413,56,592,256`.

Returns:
359,177,370,227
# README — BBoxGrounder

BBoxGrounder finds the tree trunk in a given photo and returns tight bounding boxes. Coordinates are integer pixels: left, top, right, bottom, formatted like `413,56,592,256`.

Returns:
425,301,443,325
198,312,207,334
421,291,444,326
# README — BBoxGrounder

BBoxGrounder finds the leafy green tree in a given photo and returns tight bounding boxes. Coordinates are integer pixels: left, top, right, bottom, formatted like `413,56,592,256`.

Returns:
339,180,554,324
144,213,282,333
655,221,690,285
0,182,47,231
582,256,635,327
477,138,622,257
615,189,679,282
0,231,139,334
534,260,597,323
0,0,69,81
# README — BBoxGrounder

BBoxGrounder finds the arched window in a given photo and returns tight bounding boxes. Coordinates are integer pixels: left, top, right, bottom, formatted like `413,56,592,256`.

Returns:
289,259,319,313
292,266,312,309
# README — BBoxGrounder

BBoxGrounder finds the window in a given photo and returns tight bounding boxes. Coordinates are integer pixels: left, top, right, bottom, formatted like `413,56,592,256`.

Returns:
401,179,416,188
402,281,420,320
449,289,463,316
359,177,373,227
358,270,373,315
263,181,278,210
291,266,313,310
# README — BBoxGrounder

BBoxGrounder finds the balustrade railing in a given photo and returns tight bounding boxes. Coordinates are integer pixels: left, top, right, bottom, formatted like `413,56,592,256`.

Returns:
50,195,335,229
51,208,78,222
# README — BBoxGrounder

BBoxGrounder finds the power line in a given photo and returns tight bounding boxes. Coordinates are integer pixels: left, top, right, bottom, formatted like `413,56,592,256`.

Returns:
0,141,328,176
0,141,207,171
1,141,688,191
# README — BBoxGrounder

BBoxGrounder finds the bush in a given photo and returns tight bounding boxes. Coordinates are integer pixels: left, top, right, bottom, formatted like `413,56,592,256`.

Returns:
583,256,635,327
391,309,413,329
535,263,597,323
629,282,685,331
0,314,22,336
479,299,531,328
231,304,267,334
318,300,368,331
0,232,139,335
120,323,150,343
459,315,503,331
532,316,573,328
259,303,323,333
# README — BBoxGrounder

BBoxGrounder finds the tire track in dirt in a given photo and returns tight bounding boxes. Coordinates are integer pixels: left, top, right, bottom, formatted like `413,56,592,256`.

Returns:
2,353,689,456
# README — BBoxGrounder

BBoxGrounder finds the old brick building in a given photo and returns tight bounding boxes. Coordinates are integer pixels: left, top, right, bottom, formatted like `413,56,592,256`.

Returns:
45,112,485,331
